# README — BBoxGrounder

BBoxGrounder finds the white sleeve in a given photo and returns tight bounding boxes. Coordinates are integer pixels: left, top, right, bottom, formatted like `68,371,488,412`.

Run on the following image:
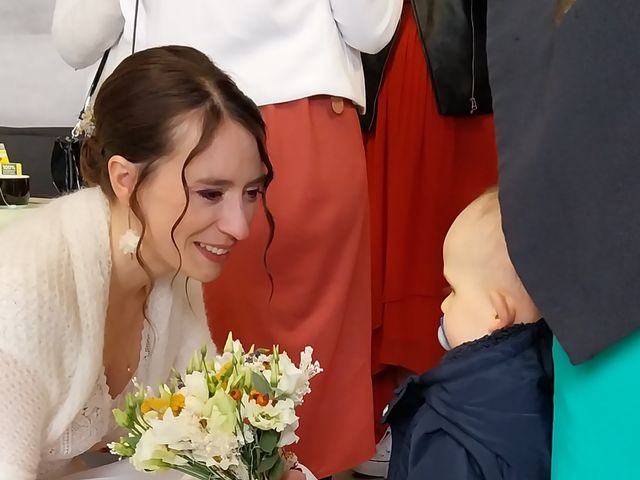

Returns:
52,0,125,69
0,352,49,480
329,0,403,54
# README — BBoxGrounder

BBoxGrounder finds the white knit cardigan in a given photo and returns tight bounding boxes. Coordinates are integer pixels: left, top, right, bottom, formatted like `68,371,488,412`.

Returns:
0,187,215,479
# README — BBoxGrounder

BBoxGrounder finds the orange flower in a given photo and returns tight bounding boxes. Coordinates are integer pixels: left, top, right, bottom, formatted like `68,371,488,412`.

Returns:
230,389,242,401
256,393,270,407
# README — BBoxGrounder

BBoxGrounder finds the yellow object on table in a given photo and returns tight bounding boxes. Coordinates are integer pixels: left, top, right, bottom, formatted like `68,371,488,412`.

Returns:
0,143,10,163
0,143,22,175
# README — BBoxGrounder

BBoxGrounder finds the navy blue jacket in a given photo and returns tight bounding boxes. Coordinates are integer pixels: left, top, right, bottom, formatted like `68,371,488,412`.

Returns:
384,322,553,480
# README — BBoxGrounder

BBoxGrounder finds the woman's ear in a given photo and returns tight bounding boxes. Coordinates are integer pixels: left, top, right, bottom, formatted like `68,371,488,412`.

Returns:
108,155,139,204
489,289,516,332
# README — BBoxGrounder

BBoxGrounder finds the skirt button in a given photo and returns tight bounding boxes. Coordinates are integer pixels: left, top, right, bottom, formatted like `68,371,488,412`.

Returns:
331,97,345,114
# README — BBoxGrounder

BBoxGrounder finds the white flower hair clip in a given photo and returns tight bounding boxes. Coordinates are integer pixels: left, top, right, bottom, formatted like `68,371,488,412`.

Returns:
72,104,96,139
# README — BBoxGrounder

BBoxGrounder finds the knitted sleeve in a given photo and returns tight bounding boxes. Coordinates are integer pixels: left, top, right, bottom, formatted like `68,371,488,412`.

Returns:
0,217,62,479
0,351,49,480
329,0,403,54
52,0,125,68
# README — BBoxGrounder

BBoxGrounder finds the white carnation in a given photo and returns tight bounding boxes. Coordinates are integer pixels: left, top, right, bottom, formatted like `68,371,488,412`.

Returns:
242,397,298,432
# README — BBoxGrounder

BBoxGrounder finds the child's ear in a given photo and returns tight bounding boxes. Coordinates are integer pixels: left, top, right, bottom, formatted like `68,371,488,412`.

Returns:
489,290,516,332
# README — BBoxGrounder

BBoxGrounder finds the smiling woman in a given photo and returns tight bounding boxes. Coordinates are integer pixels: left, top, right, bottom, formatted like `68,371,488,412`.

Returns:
0,45,289,480
80,45,274,290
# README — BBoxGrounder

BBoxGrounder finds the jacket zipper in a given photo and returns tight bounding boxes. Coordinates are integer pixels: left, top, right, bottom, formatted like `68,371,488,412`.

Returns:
366,31,400,132
469,0,478,114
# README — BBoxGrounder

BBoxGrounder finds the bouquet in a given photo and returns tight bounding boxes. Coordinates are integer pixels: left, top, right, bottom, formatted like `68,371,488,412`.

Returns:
108,334,322,480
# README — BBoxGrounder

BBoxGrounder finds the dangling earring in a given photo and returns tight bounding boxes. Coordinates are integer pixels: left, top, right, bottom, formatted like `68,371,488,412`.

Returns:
119,211,140,256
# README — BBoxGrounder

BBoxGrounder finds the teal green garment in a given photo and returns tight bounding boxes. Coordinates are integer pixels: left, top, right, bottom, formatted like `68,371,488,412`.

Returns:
552,332,640,479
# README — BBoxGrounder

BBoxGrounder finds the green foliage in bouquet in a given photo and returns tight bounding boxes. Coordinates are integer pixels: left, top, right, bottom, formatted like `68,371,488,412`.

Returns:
109,334,322,480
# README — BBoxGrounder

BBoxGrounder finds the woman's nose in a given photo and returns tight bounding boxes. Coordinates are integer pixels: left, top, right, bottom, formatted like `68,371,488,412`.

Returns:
218,198,251,241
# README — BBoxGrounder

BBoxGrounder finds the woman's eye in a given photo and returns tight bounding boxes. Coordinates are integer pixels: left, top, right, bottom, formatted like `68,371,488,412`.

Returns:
197,190,223,202
245,188,261,201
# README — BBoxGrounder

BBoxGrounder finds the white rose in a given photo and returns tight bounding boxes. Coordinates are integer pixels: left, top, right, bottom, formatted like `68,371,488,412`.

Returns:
130,429,188,472
274,353,305,398
242,397,298,432
190,431,239,469
277,419,300,447
148,408,204,452
181,371,210,406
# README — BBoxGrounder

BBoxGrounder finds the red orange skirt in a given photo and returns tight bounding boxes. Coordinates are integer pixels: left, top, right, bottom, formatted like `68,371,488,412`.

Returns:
366,4,499,434
205,97,374,477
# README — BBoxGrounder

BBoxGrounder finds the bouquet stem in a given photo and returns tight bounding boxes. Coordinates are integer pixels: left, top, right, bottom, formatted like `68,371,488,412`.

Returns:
173,464,228,480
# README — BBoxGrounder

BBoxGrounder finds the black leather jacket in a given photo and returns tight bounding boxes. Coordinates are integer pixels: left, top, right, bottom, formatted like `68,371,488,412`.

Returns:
361,0,492,131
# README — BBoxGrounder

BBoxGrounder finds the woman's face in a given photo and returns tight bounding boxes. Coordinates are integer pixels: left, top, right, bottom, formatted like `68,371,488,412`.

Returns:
135,116,266,283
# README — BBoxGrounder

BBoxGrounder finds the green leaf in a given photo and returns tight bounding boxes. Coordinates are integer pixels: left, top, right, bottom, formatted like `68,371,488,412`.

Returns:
126,434,141,449
224,332,235,353
269,458,284,480
251,371,272,395
230,372,246,390
110,441,135,458
259,429,279,454
270,357,280,388
208,375,219,395
112,409,130,428
256,452,281,473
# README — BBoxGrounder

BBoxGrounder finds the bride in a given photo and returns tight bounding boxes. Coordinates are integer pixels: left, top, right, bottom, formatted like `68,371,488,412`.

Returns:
0,46,307,480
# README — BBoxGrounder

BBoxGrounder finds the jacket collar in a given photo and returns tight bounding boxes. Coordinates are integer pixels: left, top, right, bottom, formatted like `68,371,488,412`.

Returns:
383,320,552,423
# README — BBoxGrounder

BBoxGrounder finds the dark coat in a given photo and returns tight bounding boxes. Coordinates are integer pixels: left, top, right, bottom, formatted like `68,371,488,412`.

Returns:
487,0,640,363
384,322,553,480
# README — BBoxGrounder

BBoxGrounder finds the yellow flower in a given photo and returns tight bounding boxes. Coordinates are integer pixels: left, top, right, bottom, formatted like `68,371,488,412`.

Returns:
141,394,185,416
141,397,169,415
215,361,233,381
170,393,185,416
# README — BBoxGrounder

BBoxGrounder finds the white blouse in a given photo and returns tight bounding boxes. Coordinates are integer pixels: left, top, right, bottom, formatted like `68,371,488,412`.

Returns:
40,325,155,479
52,0,403,110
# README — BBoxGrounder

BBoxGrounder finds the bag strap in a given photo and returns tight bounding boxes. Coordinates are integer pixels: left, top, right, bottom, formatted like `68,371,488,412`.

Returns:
78,49,110,121
132,0,140,54
74,0,140,133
